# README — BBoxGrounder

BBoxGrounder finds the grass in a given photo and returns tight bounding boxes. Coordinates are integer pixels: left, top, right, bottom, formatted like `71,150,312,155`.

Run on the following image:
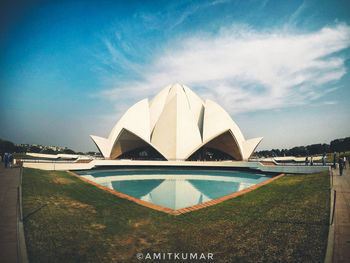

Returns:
22,168,330,263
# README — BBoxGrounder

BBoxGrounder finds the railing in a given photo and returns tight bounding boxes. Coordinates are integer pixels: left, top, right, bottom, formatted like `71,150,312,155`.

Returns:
250,159,332,167
330,189,336,225
277,162,332,166
17,166,28,263
16,185,21,261
21,159,77,163
20,157,104,164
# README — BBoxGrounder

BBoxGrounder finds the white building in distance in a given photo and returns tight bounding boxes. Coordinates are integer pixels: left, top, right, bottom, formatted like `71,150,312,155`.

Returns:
91,84,262,161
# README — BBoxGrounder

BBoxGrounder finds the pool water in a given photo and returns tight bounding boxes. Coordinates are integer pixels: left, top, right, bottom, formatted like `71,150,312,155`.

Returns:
75,170,272,210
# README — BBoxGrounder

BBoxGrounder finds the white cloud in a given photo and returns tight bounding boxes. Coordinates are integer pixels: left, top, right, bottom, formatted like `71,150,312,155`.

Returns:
97,23,350,115
323,101,337,105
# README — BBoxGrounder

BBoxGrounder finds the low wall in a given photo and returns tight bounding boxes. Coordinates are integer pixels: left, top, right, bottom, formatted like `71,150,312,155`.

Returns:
23,162,93,170
22,160,330,174
257,164,330,174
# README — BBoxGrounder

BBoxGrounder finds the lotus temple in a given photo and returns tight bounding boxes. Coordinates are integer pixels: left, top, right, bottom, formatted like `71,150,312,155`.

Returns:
90,83,262,162
21,84,329,175
18,83,331,217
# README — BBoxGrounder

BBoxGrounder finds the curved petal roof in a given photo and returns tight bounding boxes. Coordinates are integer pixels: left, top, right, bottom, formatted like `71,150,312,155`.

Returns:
90,83,262,161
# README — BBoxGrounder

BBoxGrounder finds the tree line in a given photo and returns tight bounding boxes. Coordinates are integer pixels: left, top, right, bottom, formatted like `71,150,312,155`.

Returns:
0,138,93,155
256,136,350,157
1,136,349,158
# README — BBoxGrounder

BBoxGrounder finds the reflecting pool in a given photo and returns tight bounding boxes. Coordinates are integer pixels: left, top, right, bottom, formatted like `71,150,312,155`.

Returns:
75,170,272,210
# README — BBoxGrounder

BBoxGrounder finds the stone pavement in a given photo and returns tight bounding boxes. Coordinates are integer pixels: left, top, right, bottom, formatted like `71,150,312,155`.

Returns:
0,164,20,263
332,166,350,263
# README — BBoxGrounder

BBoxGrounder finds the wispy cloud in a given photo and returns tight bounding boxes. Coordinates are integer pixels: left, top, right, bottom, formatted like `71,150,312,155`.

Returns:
135,0,232,32
288,1,308,26
169,0,232,29
96,23,350,115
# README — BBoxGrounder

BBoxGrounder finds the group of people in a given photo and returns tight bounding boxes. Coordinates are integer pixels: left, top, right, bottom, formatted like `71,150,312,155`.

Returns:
305,154,328,166
304,153,349,176
1,152,14,168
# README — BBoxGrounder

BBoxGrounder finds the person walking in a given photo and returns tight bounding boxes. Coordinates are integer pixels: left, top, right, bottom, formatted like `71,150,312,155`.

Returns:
4,153,8,168
322,154,326,166
305,156,309,166
333,152,337,169
310,156,313,166
8,154,13,168
339,157,344,176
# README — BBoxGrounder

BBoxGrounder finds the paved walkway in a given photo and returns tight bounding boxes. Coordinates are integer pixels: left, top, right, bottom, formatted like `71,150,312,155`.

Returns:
0,164,20,263
332,167,350,263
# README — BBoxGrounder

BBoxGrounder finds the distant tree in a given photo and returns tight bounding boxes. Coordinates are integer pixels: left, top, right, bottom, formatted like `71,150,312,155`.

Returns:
345,137,350,151
289,146,307,156
15,145,27,153
255,150,272,157
330,137,350,152
306,144,324,155
281,149,288,156
29,145,41,153
321,143,330,153
41,148,56,154
0,139,17,153
274,149,281,156
62,148,75,154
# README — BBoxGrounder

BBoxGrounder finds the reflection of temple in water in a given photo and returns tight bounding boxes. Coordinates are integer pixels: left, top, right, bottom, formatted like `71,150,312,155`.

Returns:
81,173,266,210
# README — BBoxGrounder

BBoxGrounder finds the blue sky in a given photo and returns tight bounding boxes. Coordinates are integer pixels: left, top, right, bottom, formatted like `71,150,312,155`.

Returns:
1,0,350,152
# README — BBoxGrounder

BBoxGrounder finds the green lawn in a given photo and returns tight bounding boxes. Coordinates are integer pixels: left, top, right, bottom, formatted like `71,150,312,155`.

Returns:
22,168,330,263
